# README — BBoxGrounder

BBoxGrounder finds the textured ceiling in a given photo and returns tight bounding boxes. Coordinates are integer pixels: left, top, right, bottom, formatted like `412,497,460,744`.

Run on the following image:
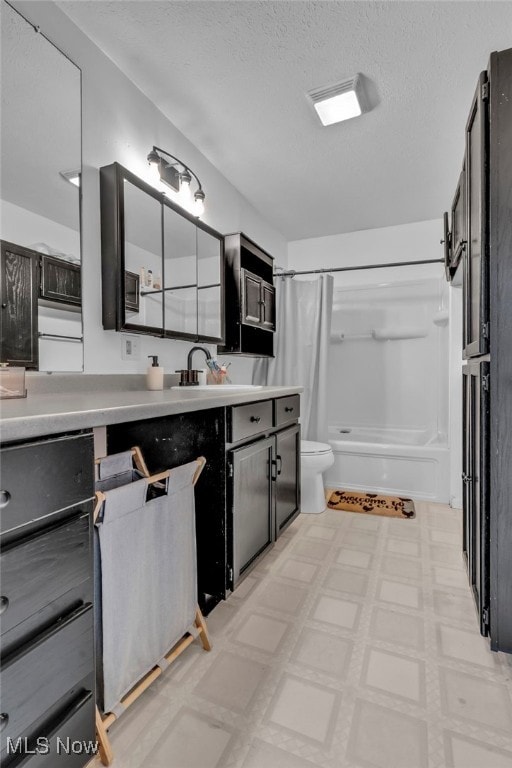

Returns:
57,0,512,241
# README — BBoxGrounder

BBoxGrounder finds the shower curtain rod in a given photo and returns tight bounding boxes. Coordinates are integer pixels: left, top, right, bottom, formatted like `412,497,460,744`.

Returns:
275,258,444,278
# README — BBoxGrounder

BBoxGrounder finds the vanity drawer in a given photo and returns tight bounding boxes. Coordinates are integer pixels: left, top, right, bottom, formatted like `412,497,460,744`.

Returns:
14,691,95,768
274,395,300,427
0,510,91,640
0,433,94,536
229,400,273,442
1,604,93,746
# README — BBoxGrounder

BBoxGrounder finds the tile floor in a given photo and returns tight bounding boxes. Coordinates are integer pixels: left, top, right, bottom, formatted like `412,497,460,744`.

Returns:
103,502,512,768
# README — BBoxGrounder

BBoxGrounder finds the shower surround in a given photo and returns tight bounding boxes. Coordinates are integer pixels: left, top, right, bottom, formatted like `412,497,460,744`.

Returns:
325,275,450,503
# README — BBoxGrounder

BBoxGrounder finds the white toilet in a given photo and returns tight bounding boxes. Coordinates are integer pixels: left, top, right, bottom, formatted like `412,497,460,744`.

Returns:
300,440,335,514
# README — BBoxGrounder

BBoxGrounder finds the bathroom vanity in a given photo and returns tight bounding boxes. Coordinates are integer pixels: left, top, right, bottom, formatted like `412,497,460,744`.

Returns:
0,383,300,767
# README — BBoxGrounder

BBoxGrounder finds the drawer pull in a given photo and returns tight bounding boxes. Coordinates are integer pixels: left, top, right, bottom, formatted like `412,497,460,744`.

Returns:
250,416,261,423
284,406,294,413
0,490,11,508
0,596,9,614
0,714,9,732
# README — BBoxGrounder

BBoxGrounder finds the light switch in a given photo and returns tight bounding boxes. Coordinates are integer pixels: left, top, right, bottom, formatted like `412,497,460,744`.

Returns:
121,334,140,360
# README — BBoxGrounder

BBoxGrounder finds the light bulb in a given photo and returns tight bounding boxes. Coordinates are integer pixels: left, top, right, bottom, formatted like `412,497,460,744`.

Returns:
178,169,192,208
194,189,205,218
193,197,205,217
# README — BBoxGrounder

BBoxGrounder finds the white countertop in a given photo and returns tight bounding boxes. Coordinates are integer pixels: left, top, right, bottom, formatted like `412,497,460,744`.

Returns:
0,384,302,442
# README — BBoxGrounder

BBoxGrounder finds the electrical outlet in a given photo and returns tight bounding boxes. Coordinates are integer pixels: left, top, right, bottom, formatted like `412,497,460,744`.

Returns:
121,334,140,360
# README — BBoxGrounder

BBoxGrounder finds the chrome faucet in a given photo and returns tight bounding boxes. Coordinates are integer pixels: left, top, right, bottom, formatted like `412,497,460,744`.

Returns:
187,346,212,371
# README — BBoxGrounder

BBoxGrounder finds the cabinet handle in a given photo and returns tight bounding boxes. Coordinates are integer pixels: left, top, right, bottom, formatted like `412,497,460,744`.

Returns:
276,455,282,475
0,490,10,508
0,714,9,733
284,406,294,413
250,416,261,423
0,597,9,614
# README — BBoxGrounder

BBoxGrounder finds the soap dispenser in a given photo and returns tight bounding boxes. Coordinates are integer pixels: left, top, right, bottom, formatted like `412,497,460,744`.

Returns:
147,355,164,391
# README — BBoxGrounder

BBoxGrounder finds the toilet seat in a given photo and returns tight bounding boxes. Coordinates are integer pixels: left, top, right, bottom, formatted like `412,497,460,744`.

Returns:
301,440,332,455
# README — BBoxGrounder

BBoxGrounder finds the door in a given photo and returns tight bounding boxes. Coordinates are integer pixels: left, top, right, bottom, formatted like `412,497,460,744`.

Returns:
261,280,276,331
462,361,490,635
274,424,301,537
463,72,489,358
0,240,39,368
229,436,274,587
241,269,263,327
442,211,452,282
451,164,466,273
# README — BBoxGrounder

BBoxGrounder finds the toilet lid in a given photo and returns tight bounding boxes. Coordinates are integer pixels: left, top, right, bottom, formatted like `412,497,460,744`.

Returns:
301,440,332,455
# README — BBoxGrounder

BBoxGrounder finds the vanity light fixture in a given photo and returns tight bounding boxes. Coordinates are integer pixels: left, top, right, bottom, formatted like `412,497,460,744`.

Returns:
59,169,80,187
147,146,205,217
309,74,367,126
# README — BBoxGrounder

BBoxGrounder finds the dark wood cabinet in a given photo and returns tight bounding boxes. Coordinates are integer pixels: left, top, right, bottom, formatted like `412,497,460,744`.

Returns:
219,232,275,357
228,436,275,587
241,269,275,331
0,432,95,767
108,395,300,606
0,240,39,369
455,47,512,653
226,395,301,589
463,72,489,359
462,360,489,635
40,255,81,307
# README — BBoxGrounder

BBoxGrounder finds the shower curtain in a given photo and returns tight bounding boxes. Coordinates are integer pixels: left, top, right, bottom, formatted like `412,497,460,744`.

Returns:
253,274,333,442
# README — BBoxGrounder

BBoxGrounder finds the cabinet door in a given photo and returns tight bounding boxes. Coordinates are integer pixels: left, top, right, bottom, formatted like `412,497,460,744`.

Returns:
275,425,300,537
463,73,489,358
241,269,263,327
229,436,274,587
451,165,466,271
261,280,276,331
40,256,81,306
0,241,39,368
442,212,452,281
462,361,490,635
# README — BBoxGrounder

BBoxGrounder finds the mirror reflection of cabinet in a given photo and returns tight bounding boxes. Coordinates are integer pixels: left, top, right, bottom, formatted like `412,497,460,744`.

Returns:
100,163,224,343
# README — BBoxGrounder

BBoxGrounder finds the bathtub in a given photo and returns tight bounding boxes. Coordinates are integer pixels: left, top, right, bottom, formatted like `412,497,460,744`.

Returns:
326,426,450,503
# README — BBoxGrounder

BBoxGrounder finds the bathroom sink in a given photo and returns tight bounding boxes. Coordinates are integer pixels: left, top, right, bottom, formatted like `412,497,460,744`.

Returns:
171,384,263,391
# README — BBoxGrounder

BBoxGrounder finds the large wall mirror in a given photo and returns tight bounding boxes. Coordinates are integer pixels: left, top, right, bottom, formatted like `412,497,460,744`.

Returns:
0,0,83,371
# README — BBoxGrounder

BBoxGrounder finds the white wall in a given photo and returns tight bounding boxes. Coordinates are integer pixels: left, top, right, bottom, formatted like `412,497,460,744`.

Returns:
288,219,444,275
13,0,287,379
288,219,463,508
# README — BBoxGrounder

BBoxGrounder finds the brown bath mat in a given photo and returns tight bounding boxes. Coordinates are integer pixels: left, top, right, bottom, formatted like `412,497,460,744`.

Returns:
327,489,416,519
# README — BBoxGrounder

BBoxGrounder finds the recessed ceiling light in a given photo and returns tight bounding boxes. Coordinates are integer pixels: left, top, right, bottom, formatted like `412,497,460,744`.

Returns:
309,74,367,126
